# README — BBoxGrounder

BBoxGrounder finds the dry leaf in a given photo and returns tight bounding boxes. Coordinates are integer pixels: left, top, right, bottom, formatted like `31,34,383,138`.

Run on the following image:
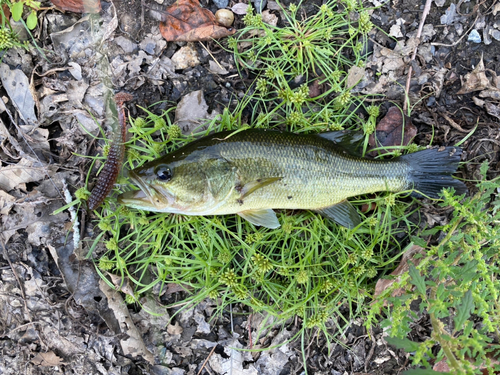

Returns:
346,65,365,88
368,106,417,153
261,10,278,26
1,4,10,22
167,321,184,335
484,102,500,121
50,0,101,13
31,351,65,367
457,55,496,94
107,272,136,298
0,158,47,191
231,3,249,15
159,0,236,42
373,245,426,300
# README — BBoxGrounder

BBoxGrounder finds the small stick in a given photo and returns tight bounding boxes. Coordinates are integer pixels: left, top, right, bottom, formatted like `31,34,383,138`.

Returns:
197,345,217,375
403,0,433,113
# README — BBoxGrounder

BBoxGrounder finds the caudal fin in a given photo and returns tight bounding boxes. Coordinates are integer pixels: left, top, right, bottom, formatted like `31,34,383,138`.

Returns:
400,147,467,198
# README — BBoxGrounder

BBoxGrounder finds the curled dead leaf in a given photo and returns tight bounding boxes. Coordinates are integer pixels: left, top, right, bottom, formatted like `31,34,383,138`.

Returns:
373,245,426,302
31,351,66,367
457,54,496,94
369,106,417,153
159,0,236,42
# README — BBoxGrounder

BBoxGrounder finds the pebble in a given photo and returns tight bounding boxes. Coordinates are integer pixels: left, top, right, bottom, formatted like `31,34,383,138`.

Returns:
490,29,500,41
440,3,456,25
171,45,200,70
213,0,228,8
468,29,481,43
114,36,138,54
252,0,266,12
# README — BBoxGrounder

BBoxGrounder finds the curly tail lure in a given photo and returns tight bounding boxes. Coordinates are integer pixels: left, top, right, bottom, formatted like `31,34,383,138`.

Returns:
88,92,134,210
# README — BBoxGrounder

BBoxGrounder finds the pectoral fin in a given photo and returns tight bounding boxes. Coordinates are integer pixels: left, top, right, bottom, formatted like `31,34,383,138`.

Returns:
238,209,280,229
315,200,361,229
240,177,282,199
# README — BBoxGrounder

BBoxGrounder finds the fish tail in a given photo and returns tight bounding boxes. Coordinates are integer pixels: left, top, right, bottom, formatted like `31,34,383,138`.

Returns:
401,147,467,198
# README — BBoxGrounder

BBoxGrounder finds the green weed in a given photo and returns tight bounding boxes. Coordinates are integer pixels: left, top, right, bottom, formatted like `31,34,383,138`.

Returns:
368,162,500,373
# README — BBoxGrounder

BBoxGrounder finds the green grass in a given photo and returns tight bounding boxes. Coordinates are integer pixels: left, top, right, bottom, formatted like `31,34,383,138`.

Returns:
85,103,420,346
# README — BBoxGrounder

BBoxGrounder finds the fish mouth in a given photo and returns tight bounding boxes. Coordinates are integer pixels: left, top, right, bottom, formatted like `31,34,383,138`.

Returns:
117,171,168,210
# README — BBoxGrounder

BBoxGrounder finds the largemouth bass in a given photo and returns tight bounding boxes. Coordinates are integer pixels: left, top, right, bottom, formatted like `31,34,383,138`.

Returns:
118,129,466,229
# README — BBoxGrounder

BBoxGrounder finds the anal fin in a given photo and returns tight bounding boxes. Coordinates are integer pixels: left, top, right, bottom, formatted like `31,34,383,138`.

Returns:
238,209,280,229
315,200,361,229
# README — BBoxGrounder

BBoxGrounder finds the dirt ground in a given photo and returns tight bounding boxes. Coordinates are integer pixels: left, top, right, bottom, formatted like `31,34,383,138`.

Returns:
0,0,499,374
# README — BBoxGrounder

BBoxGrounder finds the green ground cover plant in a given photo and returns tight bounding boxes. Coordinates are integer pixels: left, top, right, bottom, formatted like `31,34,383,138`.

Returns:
368,163,500,374
0,0,39,50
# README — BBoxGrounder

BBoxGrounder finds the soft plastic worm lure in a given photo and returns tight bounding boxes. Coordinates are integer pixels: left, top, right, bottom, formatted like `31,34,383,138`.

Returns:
88,92,134,210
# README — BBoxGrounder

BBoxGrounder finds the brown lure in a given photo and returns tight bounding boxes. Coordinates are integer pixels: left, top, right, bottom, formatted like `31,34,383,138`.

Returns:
88,92,134,210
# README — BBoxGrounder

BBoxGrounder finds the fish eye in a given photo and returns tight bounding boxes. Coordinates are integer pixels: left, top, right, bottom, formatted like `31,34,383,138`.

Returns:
155,165,172,182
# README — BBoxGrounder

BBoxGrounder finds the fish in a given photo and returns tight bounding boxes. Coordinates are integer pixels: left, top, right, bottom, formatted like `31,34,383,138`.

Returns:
118,129,467,229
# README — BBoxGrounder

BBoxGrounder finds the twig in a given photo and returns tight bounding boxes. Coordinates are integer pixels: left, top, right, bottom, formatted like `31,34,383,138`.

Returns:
364,327,377,372
199,41,225,71
440,112,472,133
197,344,217,375
247,313,253,349
62,178,80,250
430,14,479,47
403,0,433,113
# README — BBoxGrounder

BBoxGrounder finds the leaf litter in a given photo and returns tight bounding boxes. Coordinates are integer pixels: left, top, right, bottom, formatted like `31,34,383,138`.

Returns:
0,0,499,374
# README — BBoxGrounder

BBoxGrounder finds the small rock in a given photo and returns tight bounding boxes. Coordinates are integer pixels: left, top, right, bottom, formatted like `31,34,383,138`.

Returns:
252,0,266,12
475,15,486,30
232,3,249,14
115,36,138,54
171,45,200,70
208,60,229,75
9,20,29,41
139,36,158,55
434,0,446,6
490,29,500,41
389,25,403,38
440,3,456,25
213,0,229,8
175,90,210,134
468,29,481,43
483,26,492,45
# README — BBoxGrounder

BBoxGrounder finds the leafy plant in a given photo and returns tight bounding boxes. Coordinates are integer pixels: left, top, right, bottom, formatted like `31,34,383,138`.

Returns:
368,161,500,373
225,0,375,133
85,101,424,346
10,0,39,30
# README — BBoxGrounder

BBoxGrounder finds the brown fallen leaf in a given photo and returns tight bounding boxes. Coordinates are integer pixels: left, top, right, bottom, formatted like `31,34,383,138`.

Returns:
368,106,417,153
373,245,426,302
457,54,496,94
159,0,235,42
50,0,101,13
31,351,66,367
1,4,10,22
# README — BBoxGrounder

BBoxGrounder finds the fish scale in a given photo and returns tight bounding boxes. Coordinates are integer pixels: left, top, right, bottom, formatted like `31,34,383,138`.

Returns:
211,131,408,212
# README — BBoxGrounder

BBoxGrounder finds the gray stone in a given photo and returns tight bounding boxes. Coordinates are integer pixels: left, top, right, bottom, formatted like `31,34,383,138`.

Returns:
115,36,138,54
213,0,229,8
468,29,481,43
